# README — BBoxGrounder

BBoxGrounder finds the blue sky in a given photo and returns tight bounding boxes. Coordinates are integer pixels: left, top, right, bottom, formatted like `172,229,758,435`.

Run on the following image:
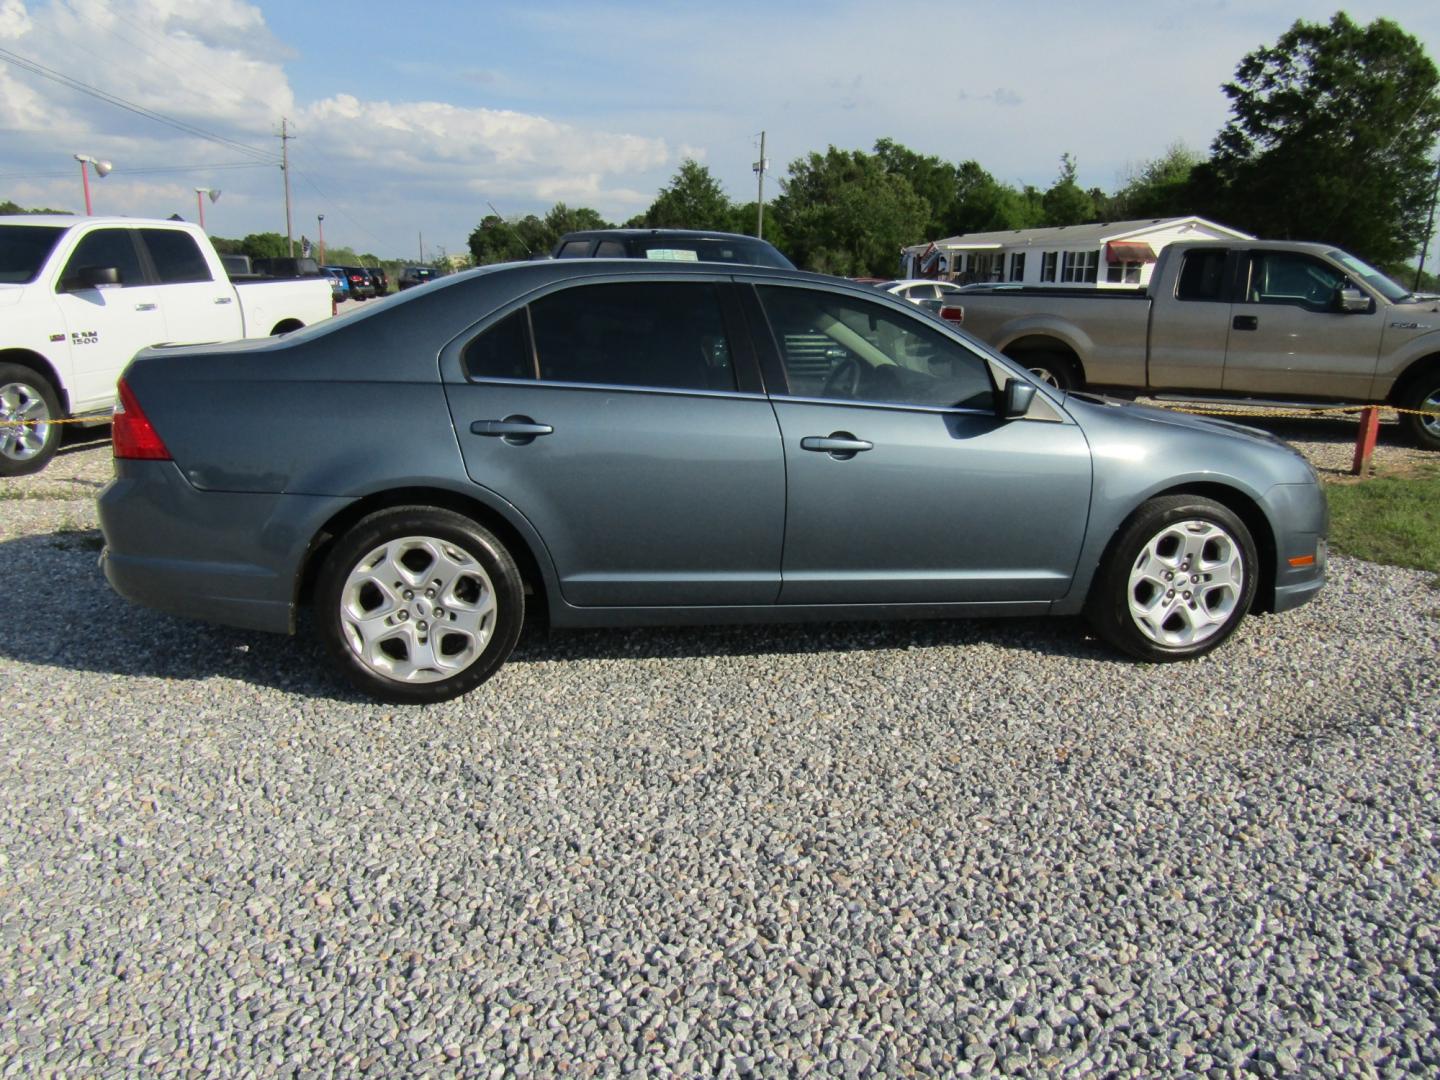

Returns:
2,0,1438,266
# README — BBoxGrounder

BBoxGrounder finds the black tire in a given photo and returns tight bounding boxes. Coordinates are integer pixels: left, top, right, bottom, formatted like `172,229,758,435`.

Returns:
1018,351,1082,392
0,363,63,477
1087,495,1258,662
315,507,524,704
1398,369,1440,451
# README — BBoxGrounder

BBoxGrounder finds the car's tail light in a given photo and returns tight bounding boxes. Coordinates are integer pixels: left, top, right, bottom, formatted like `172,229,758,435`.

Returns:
113,378,172,460
938,305,964,323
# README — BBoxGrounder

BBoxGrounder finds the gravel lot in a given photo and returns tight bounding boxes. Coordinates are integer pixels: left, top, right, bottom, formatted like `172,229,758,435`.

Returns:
2,418,1437,1078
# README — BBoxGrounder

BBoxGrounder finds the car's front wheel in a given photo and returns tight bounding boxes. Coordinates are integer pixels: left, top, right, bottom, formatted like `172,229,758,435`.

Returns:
1087,495,1258,662
315,507,524,703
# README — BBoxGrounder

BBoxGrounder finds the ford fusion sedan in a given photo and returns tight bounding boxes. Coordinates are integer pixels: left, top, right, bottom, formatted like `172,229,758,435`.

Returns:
99,261,1328,704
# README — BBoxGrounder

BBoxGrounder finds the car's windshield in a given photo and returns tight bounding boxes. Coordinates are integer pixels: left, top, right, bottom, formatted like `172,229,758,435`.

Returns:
0,225,66,284
1328,249,1411,303
633,237,794,269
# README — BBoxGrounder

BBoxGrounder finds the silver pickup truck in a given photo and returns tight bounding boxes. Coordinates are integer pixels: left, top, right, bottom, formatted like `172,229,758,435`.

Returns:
953,240,1440,449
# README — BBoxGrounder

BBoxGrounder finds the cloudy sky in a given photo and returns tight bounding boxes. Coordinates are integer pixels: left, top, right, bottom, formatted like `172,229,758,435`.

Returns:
1,0,1438,265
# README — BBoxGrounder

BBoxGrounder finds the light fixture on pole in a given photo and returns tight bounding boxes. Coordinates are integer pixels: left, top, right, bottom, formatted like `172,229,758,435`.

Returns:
317,213,325,264
73,154,113,216
194,187,220,232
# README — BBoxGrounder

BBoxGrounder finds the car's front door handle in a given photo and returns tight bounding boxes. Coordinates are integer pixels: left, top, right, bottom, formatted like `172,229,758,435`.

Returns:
800,434,873,459
214,297,234,305
1233,315,1258,331
471,417,554,445
134,303,158,312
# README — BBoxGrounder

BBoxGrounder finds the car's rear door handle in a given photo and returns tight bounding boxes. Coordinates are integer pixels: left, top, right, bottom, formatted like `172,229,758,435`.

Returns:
134,302,158,312
471,417,553,444
800,434,873,459
1233,315,1258,331
214,297,233,305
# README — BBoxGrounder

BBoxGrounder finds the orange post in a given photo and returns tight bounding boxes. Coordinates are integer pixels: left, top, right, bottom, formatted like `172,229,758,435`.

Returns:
1350,406,1380,476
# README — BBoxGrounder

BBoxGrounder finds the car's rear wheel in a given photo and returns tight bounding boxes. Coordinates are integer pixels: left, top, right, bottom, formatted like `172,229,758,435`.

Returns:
1087,495,1257,662
0,364,62,477
315,507,524,703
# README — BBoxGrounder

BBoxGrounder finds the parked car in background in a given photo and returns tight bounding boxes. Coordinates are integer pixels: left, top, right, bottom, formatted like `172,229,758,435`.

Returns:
368,266,389,296
339,266,375,300
320,265,349,303
875,279,967,325
951,239,1440,449
98,260,1326,704
0,215,332,475
398,265,438,289
252,256,322,279
553,228,794,269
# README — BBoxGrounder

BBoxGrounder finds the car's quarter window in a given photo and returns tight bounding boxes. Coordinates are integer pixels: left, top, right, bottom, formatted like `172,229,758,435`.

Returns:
554,241,591,258
140,229,214,284
528,282,736,391
1245,251,1345,312
58,228,146,288
756,286,994,410
593,240,626,257
1175,249,1228,301
462,307,535,381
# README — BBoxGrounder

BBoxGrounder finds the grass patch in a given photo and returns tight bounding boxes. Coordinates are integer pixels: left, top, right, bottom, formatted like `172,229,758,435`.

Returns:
1325,461,1440,579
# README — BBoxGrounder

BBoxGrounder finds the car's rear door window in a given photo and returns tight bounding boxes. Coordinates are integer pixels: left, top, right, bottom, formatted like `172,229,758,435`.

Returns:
140,228,214,283
555,241,591,258
593,241,626,257
529,282,735,391
1175,250,1228,301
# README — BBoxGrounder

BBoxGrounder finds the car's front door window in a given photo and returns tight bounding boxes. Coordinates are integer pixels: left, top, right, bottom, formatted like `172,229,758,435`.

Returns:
757,285,994,409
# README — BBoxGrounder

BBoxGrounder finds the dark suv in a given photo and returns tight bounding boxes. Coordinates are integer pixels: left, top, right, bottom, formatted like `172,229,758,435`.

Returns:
552,229,793,269
368,266,389,296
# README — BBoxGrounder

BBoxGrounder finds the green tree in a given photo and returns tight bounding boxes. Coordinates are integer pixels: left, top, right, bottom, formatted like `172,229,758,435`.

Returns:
873,138,959,238
1110,143,1200,219
1041,153,1096,226
946,162,1043,235
641,160,734,229
240,232,290,260
1200,12,1440,264
467,203,611,264
772,147,930,276
1,198,70,214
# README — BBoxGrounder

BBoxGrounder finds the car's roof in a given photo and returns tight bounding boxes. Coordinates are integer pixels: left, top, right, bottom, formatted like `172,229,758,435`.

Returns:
558,228,768,241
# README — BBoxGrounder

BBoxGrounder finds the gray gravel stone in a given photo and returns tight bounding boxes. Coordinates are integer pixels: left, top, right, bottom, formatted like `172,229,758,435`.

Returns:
2,437,1438,1077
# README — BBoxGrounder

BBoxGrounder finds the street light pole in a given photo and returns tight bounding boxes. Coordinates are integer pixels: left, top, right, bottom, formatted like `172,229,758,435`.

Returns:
317,214,325,264
73,154,112,215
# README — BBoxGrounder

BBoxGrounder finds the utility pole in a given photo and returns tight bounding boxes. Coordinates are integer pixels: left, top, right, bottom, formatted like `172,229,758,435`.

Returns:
752,131,768,240
280,118,296,256
418,231,424,263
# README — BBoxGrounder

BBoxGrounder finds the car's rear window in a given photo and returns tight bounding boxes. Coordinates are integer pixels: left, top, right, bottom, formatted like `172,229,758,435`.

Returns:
630,237,793,269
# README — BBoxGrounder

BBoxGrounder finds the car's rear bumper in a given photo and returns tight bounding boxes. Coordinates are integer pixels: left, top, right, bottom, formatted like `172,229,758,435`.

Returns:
98,460,354,635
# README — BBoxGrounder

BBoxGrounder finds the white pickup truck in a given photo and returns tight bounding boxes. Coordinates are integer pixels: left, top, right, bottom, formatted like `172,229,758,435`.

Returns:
0,216,334,475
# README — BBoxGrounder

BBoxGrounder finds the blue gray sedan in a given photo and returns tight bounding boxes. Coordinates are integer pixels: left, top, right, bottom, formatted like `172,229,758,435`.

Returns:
99,260,1327,703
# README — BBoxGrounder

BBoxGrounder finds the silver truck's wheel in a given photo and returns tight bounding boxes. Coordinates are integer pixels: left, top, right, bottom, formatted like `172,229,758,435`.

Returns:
1401,372,1440,451
316,507,524,703
0,365,62,477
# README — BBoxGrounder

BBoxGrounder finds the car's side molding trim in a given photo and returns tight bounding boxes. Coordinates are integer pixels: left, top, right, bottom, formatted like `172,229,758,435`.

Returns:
461,375,772,403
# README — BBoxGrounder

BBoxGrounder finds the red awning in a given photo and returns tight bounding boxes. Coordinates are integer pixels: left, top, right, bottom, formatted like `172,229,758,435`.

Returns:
1105,241,1156,263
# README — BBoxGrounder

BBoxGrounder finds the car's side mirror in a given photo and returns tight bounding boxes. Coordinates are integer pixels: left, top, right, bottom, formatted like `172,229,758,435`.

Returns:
70,265,121,290
999,378,1037,419
1334,284,1371,314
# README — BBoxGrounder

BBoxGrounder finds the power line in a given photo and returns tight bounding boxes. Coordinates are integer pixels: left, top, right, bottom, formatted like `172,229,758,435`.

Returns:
0,161,275,182
0,46,279,164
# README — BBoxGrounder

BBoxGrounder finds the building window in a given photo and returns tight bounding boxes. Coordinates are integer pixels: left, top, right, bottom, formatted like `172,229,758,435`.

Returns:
1009,252,1026,282
1061,250,1099,283
1040,251,1058,282
1106,261,1142,284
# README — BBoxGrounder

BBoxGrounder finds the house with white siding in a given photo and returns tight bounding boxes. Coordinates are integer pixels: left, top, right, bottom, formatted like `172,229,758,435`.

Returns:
901,216,1252,289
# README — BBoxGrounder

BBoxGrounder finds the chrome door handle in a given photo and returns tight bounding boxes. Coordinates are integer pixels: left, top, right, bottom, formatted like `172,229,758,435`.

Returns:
134,302,158,312
471,416,553,445
214,297,233,305
801,435,873,454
